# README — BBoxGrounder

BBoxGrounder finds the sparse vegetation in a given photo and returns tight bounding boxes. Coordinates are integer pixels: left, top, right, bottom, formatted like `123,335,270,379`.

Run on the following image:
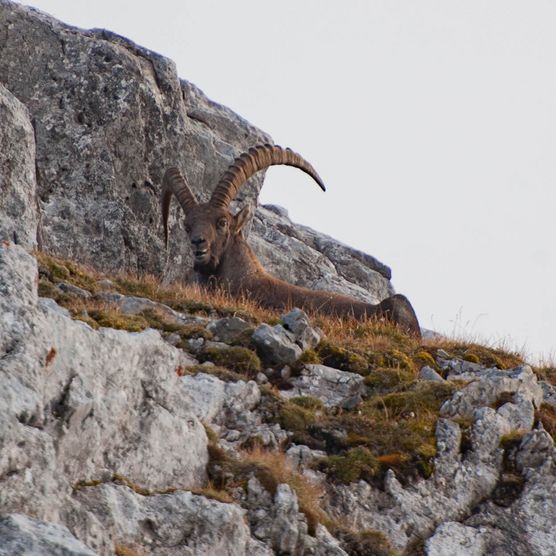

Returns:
37,251,546,546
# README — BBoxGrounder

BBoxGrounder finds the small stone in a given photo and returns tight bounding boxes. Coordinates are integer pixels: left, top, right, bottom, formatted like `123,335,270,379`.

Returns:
188,337,205,353
256,372,268,384
419,366,445,382
96,279,115,290
57,282,91,299
280,308,321,350
207,317,250,344
252,323,302,366
280,366,292,381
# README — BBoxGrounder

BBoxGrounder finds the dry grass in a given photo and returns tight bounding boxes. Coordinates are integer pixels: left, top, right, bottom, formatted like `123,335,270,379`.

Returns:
238,447,331,534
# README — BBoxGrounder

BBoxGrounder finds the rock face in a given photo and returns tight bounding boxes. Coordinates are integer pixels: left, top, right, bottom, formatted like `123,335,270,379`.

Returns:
0,0,393,304
0,83,38,249
0,244,208,545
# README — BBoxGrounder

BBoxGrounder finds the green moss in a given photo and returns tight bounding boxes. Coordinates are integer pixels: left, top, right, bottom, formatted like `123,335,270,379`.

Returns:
317,447,380,484
297,349,321,365
441,343,523,370
316,341,368,374
364,368,415,392
278,401,319,446
463,352,481,364
198,346,261,376
87,309,149,332
413,350,437,369
290,396,324,410
368,349,415,371
363,381,455,418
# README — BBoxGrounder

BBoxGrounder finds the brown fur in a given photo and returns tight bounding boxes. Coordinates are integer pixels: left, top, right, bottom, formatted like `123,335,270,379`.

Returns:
176,203,421,337
162,145,421,337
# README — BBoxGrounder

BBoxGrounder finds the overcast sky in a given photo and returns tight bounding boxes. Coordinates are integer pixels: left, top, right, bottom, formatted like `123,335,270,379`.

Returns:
17,1,556,363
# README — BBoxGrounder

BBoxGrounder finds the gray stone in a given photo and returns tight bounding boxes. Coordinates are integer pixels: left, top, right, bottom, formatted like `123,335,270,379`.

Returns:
0,245,207,526
540,380,556,407
0,514,95,556
440,365,543,420
515,429,555,471
419,366,446,382
207,316,251,343
69,483,272,556
425,522,487,556
57,282,92,299
252,323,302,366
252,205,394,305
281,307,321,350
282,364,366,409
0,84,38,249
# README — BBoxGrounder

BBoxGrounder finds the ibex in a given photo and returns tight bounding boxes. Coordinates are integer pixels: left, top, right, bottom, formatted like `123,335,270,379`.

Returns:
162,145,421,336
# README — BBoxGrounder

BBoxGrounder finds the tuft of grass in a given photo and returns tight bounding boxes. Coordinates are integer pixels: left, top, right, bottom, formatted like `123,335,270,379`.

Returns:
87,309,149,332
335,528,397,556
364,368,416,393
198,346,261,376
316,341,368,375
317,446,380,484
237,448,331,535
537,404,556,441
114,545,147,556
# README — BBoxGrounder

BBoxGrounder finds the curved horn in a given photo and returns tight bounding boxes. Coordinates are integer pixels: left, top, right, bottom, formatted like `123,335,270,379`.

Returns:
161,167,198,246
209,144,326,208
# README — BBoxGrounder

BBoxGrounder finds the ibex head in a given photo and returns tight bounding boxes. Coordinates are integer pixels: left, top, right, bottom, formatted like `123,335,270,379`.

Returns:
162,144,325,274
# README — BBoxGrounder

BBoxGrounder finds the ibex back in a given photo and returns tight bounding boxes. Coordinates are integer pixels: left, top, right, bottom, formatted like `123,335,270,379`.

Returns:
162,144,421,337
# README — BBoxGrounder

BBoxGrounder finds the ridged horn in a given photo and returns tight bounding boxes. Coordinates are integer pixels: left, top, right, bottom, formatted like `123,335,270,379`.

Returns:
209,144,326,208
161,167,198,246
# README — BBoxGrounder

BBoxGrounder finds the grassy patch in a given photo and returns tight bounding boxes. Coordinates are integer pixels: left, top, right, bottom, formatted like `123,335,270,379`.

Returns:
317,446,380,483
198,346,261,376
335,528,397,556
537,404,556,441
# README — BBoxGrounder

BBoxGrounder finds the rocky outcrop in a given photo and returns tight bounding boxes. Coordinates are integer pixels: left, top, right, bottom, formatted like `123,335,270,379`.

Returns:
0,0,393,303
0,84,38,249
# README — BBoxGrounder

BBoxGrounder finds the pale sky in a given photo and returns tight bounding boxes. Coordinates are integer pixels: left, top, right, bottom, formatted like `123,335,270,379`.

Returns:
14,1,556,363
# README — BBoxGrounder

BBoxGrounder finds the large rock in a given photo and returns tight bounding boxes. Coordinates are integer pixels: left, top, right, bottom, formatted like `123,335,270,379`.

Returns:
252,205,394,304
0,83,38,249
69,483,272,556
0,243,207,543
0,0,269,283
0,0,394,305
0,514,95,556
281,364,367,409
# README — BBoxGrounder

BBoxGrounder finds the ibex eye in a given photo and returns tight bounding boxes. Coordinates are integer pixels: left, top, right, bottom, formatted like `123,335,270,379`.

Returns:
217,218,227,228
185,225,192,234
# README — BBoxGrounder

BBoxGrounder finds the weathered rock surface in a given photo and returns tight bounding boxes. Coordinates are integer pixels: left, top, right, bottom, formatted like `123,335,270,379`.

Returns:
253,205,394,304
0,83,38,249
0,514,95,556
281,308,322,350
326,362,555,554
0,243,207,548
252,323,303,366
281,364,367,409
70,483,272,556
0,0,394,304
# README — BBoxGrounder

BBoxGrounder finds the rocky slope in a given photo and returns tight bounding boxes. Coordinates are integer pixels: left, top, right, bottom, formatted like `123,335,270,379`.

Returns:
1,2,556,555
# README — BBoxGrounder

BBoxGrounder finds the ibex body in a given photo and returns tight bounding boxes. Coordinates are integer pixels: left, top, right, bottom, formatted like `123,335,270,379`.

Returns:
162,145,421,337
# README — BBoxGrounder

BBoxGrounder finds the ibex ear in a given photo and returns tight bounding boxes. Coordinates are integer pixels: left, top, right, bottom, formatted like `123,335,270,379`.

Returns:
232,204,253,236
